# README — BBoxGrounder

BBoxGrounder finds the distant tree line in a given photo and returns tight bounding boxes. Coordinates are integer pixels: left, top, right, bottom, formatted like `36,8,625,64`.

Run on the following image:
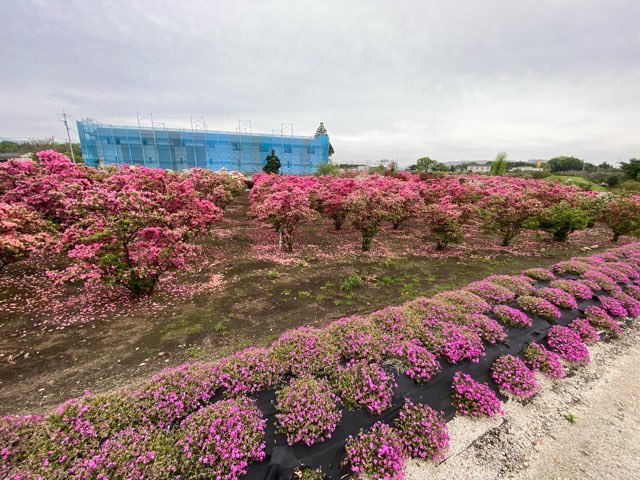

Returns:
0,138,82,162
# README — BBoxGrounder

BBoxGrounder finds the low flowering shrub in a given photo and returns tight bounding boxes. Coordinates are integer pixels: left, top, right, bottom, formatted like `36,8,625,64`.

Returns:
605,261,639,280
215,347,284,396
580,278,602,292
432,290,490,314
554,259,590,275
389,339,441,383
275,376,342,446
271,327,340,377
583,306,621,334
465,280,515,304
135,363,218,428
598,296,629,318
523,267,556,282
536,287,578,310
624,284,640,301
611,291,640,317
468,314,508,344
73,427,180,479
326,316,384,361
493,305,532,328
486,274,536,296
593,263,630,283
547,325,590,363
394,400,449,461
568,318,600,344
333,361,395,415
549,279,594,300
522,342,565,379
177,397,266,479
345,422,405,480
516,295,561,321
0,415,43,473
450,372,503,418
491,355,540,399
439,322,484,364
581,270,620,292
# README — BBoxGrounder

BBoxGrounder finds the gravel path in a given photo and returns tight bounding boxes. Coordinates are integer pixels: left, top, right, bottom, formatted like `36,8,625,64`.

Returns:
406,320,640,480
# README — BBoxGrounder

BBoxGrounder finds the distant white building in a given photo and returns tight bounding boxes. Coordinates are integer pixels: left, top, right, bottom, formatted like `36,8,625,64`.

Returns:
511,166,543,172
467,165,491,173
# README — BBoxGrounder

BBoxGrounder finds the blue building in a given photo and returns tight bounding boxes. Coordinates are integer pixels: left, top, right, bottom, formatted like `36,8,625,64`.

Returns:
77,119,330,174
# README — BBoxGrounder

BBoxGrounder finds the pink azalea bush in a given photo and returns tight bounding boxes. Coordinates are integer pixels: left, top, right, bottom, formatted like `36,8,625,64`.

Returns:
523,267,556,282
583,306,621,334
493,305,532,328
521,342,566,379
549,279,594,300
468,314,508,344
389,339,441,383
465,280,515,304
215,347,284,396
135,363,218,428
581,270,619,292
486,274,536,296
516,295,562,321
394,400,449,460
432,290,491,314
177,397,266,479
611,290,640,316
439,322,484,363
333,361,395,415
422,199,466,250
536,287,578,310
598,296,629,317
275,376,341,446
450,372,503,418
345,422,405,480
326,316,384,361
547,325,590,363
554,259,590,276
490,355,540,399
568,318,600,344
0,416,43,475
479,190,542,246
626,284,640,301
271,327,339,376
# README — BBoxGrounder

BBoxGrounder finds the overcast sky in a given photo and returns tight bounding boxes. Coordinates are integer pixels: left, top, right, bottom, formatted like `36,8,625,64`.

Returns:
2,0,639,166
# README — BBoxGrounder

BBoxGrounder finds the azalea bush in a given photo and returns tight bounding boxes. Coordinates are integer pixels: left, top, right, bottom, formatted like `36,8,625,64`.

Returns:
598,296,628,317
490,355,540,399
177,397,266,479
394,400,449,460
486,274,536,296
271,326,339,377
215,347,284,396
517,295,562,321
439,322,484,363
547,325,590,363
568,318,600,344
312,176,356,230
135,363,218,428
389,339,441,383
345,422,405,480
523,267,556,282
469,314,508,344
583,305,621,334
465,280,515,304
0,415,43,475
536,287,578,310
326,316,384,361
480,190,541,246
333,361,395,414
533,201,590,241
493,305,532,328
451,372,503,418
275,376,341,446
611,290,640,316
521,342,566,379
549,279,594,300
599,195,640,241
423,199,466,250
348,178,391,251
0,203,51,271
581,270,619,292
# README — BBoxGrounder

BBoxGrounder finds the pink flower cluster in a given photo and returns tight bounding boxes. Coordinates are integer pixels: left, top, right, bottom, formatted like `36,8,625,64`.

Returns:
271,326,339,376
469,314,508,344
598,296,629,317
491,355,540,399
516,295,562,321
177,397,266,479
583,306,621,334
465,280,515,304
522,342,566,379
214,347,284,396
493,305,532,328
450,372,504,418
333,361,395,415
536,287,578,310
547,325,590,363
523,267,556,282
275,376,341,446
581,270,619,292
568,318,600,344
394,400,449,461
390,339,441,383
439,322,484,363
345,422,405,480
611,291,640,316
549,279,594,300
486,274,536,296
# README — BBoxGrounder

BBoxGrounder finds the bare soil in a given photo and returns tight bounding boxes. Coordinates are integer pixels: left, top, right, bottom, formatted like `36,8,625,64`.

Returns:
0,194,633,415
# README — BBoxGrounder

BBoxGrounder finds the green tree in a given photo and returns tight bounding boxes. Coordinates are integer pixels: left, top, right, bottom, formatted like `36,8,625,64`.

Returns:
415,156,448,173
490,152,508,175
314,122,335,157
314,162,341,176
263,149,281,174
547,156,584,173
620,158,640,180
531,202,590,241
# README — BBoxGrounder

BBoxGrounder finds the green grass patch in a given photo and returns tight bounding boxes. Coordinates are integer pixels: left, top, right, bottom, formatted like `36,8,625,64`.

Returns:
546,175,608,192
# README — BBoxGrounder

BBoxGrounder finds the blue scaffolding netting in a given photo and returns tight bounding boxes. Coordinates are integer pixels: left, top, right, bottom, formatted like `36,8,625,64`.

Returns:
77,119,330,175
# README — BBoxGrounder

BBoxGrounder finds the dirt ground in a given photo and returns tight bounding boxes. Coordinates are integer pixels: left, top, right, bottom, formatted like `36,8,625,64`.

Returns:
0,193,633,415
406,319,640,480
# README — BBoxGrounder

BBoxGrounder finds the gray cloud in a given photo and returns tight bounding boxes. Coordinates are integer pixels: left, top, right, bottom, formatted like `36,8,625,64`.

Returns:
2,0,639,165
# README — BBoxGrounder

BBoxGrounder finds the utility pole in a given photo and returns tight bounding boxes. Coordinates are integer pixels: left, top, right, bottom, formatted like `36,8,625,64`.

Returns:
58,110,76,163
